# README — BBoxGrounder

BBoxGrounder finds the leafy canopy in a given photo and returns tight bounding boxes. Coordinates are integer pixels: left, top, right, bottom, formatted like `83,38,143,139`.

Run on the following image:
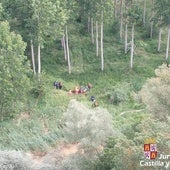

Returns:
0,21,31,120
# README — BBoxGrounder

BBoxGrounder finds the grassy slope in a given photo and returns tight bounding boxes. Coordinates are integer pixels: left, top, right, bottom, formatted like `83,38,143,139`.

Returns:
0,23,166,151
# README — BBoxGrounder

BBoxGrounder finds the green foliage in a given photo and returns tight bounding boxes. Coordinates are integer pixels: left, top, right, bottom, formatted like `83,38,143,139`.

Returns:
0,21,31,120
107,86,128,105
0,0,170,169
127,3,143,24
155,0,170,25
31,0,69,44
30,74,48,99
92,115,170,170
92,135,141,170
139,64,170,121
0,104,63,151
62,99,114,147
0,3,4,20
0,151,34,170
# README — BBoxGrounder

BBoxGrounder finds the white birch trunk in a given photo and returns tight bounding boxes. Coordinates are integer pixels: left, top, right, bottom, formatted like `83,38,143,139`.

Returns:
130,24,134,69
157,28,162,52
120,0,123,40
65,25,71,74
150,21,153,38
88,16,90,33
30,39,36,74
165,25,170,61
143,0,146,27
101,11,104,71
125,23,128,54
62,35,67,60
37,43,41,74
96,21,99,57
91,17,94,44
150,0,154,38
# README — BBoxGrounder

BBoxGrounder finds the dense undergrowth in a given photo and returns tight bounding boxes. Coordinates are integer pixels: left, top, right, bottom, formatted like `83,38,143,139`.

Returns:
1,21,170,169
0,22,164,150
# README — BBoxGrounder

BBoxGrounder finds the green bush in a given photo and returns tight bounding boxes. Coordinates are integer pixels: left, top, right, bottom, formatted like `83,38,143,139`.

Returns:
0,21,31,120
62,99,114,147
139,64,170,121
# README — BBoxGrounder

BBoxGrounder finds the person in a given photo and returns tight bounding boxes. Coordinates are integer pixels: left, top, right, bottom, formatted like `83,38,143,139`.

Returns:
90,96,95,102
53,81,59,89
58,82,63,89
87,83,92,90
74,86,79,94
92,100,99,107
68,89,72,95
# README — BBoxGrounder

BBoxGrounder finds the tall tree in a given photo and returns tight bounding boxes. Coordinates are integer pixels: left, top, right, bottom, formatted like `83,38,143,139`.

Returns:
91,17,94,44
120,0,124,40
96,20,99,57
0,21,31,120
157,28,162,52
165,26,170,61
62,35,67,61
31,0,68,76
2,0,69,75
100,10,104,71
124,23,128,54
30,39,36,74
127,2,142,69
130,23,134,69
155,0,170,61
65,25,71,74
150,0,155,38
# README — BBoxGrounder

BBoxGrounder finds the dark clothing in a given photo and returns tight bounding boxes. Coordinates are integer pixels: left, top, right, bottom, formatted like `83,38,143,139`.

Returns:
54,81,59,89
58,82,62,89
54,81,62,89
90,96,95,102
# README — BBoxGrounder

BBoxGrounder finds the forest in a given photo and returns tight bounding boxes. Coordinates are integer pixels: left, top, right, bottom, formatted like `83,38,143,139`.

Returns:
0,0,170,169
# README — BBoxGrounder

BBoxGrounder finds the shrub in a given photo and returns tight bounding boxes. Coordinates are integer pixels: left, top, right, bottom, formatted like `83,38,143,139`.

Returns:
0,151,33,170
0,21,31,120
109,89,126,104
107,84,129,105
139,64,170,121
62,99,114,147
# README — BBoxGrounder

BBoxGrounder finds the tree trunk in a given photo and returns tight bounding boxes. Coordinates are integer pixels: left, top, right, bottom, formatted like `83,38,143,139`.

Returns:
157,28,162,52
150,0,154,38
91,17,94,44
165,25,170,61
96,21,99,57
62,35,67,60
150,21,154,38
37,43,41,74
130,23,134,69
143,0,146,27
101,11,104,71
30,39,36,74
120,0,123,40
65,25,71,74
125,23,128,54
88,16,90,33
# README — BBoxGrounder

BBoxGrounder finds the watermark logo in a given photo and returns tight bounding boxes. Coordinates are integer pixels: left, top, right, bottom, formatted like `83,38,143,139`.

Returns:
144,138,157,160
140,138,170,168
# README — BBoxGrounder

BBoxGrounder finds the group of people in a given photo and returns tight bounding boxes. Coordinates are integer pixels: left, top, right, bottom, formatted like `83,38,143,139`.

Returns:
53,81,98,107
53,81,63,89
68,83,92,95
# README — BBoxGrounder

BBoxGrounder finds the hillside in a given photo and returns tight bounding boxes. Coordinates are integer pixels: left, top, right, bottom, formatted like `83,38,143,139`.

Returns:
0,0,170,169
